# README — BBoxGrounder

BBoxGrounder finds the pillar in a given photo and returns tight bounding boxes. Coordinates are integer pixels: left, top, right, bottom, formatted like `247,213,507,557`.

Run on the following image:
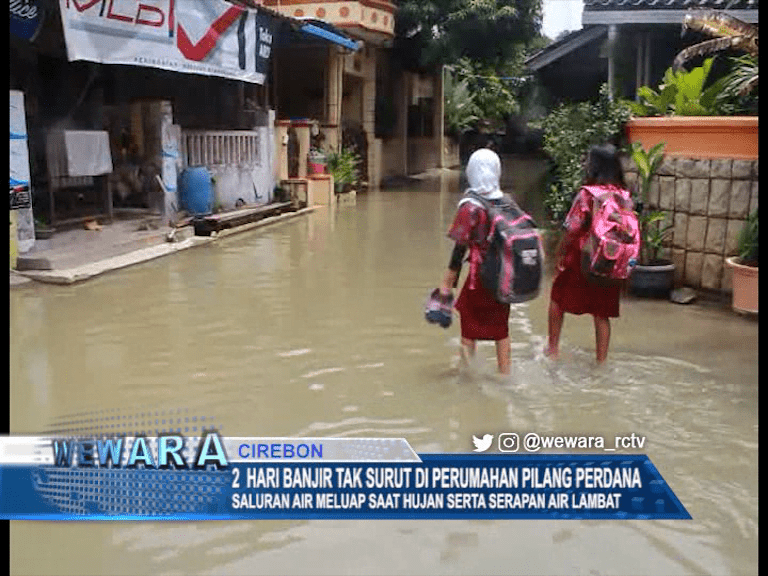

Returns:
325,46,343,152
276,120,290,182
636,32,644,98
400,72,409,176
436,66,445,169
362,44,377,187
607,24,618,99
644,31,652,87
294,122,312,179
158,102,179,219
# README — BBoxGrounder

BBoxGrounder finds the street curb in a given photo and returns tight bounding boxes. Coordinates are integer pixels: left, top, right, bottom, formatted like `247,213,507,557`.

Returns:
13,205,318,286
211,205,316,240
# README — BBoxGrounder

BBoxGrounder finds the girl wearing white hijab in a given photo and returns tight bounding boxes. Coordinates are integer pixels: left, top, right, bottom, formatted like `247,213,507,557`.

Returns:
432,148,511,374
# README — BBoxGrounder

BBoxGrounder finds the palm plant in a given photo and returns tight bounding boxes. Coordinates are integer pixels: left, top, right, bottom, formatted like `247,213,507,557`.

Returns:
674,10,758,102
674,10,758,71
737,209,758,267
443,71,480,138
630,141,673,265
720,53,759,108
326,146,362,193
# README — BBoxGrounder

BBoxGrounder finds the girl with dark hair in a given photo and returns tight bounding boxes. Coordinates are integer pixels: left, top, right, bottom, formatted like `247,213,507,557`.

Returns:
545,144,629,364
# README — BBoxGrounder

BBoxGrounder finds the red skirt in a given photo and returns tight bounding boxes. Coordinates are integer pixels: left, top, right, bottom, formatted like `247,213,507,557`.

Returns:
455,278,510,341
550,244,621,318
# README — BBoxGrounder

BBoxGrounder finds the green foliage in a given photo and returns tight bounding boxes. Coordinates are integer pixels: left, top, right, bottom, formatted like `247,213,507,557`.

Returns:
718,55,759,115
669,12,758,115
630,141,665,206
630,142,673,264
628,58,731,116
674,11,758,70
638,210,674,265
443,71,480,138
326,146,362,190
395,0,543,70
541,84,631,225
738,209,758,266
450,58,523,131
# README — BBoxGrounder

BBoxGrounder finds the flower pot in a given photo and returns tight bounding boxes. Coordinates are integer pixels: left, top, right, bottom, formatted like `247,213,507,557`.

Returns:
626,117,758,160
35,226,56,240
726,257,758,315
629,261,675,298
309,162,326,175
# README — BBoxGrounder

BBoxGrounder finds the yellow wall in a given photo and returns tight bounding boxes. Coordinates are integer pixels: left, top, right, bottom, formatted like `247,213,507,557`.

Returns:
10,211,19,269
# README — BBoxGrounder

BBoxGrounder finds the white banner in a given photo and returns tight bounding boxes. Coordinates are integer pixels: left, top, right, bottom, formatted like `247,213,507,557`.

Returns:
58,0,275,84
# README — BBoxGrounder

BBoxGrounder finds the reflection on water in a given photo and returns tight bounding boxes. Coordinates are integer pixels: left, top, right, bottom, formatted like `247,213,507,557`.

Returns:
10,173,758,576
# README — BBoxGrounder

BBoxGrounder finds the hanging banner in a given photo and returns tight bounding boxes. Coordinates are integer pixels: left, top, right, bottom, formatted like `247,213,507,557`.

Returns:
10,90,33,212
57,0,275,84
253,11,274,80
10,0,45,41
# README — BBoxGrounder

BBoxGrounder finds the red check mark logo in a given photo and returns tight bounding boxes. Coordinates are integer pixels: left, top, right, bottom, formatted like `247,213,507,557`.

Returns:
69,0,101,11
176,5,244,61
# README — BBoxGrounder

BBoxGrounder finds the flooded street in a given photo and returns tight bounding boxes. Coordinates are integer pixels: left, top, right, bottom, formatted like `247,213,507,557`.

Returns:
10,173,758,576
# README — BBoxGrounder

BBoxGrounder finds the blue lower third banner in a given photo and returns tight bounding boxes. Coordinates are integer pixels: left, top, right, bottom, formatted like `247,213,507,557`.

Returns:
0,435,690,520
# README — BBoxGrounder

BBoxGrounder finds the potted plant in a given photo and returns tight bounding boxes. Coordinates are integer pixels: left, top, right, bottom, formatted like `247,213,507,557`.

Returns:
726,209,758,315
628,141,675,297
625,11,758,160
326,146,361,195
308,147,327,175
34,217,56,240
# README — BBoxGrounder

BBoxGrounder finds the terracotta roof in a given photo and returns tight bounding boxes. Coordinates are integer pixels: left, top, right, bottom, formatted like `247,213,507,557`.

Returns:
584,0,758,10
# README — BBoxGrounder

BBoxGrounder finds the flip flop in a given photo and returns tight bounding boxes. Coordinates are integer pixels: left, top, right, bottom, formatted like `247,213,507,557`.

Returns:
425,288,453,329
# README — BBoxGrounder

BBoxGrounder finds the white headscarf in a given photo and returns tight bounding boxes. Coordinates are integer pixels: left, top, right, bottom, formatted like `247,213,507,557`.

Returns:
465,148,503,200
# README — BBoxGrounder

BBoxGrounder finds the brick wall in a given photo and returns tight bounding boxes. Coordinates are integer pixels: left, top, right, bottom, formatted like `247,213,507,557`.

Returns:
622,156,759,293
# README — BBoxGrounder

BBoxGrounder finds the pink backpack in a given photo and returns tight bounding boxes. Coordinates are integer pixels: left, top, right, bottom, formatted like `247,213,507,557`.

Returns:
580,185,640,287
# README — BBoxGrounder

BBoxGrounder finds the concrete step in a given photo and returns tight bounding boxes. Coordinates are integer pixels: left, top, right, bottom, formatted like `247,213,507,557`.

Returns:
16,227,192,272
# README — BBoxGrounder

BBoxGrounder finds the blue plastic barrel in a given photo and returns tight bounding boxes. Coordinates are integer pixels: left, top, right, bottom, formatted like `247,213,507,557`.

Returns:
179,166,214,216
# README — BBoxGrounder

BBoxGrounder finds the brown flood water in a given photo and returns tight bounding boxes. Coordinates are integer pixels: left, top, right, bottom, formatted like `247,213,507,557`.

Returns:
10,172,758,576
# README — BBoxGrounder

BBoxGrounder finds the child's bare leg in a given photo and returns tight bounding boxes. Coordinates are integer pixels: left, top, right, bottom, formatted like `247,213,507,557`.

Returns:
495,337,511,374
593,316,611,364
460,337,476,367
546,299,564,359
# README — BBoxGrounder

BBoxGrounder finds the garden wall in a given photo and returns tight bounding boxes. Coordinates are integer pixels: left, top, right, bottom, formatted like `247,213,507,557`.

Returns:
622,156,759,293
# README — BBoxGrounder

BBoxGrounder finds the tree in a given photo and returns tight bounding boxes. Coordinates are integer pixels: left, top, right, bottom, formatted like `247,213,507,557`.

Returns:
394,0,543,71
443,71,480,138
450,57,524,131
673,10,758,114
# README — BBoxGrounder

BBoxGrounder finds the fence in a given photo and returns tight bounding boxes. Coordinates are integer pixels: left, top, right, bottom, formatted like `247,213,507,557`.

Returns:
180,129,273,209
181,130,261,168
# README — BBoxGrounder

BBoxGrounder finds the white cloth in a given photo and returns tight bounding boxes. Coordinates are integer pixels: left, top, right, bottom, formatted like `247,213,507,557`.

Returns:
47,130,113,177
465,148,503,200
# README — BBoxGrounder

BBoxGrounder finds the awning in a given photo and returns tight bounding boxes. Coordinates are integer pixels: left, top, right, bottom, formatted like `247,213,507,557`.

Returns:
228,1,362,52
295,18,362,52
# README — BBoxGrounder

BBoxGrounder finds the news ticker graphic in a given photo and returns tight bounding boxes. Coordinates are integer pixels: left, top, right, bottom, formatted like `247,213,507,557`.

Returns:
0,435,691,520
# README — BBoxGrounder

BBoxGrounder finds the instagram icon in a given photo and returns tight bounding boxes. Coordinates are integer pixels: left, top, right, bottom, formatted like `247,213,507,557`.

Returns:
497,433,520,453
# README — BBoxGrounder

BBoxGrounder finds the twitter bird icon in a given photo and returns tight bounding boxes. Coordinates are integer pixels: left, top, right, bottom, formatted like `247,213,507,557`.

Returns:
472,434,493,452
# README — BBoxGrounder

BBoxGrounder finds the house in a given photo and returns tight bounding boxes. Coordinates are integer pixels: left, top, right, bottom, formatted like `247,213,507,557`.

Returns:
9,0,369,249
260,0,450,189
524,1,759,295
525,0,759,103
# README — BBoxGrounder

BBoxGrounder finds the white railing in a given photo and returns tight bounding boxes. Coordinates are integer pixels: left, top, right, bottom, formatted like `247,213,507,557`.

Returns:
181,130,260,168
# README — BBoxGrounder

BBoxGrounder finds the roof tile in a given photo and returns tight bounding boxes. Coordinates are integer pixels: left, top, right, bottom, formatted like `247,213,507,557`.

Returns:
584,0,757,9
